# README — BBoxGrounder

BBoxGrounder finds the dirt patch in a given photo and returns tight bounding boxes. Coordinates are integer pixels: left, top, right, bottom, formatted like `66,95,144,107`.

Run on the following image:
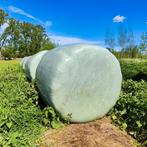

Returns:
38,117,135,147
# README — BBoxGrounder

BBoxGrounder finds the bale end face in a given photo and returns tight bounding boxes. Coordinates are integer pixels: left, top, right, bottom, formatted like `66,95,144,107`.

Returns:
36,44,122,122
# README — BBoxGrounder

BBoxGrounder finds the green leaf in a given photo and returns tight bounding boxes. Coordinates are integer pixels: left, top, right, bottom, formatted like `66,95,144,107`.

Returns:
6,121,13,129
43,118,49,125
51,120,63,129
44,110,48,118
112,115,117,120
129,131,135,135
122,122,127,129
120,109,126,115
136,121,142,128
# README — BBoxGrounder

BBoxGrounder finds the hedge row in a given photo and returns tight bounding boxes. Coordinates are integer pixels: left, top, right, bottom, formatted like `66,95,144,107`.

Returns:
109,80,147,146
0,63,69,146
119,59,147,81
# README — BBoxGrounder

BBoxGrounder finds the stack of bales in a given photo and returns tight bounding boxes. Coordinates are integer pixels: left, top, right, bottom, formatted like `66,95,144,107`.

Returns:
20,44,122,122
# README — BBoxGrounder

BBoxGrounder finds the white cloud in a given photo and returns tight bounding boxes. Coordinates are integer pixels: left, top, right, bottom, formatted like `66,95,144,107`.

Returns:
45,21,52,27
0,22,8,34
3,5,105,47
8,6,36,20
113,15,126,23
7,5,52,27
49,35,104,46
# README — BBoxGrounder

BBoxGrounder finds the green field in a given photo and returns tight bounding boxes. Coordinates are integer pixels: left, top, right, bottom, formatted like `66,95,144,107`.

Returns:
0,60,147,146
0,60,68,146
0,60,45,146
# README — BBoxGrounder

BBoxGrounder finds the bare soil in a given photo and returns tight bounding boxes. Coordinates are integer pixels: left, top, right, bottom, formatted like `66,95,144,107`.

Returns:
38,117,135,147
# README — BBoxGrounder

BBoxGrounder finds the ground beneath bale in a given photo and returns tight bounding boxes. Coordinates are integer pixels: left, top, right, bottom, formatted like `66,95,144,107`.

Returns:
38,117,135,147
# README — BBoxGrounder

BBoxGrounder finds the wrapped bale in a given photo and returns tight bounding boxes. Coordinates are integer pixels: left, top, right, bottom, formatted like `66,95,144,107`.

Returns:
36,44,122,122
20,58,24,67
22,56,30,70
25,50,48,80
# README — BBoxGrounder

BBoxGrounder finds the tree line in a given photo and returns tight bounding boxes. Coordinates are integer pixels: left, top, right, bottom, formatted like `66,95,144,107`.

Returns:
105,25,147,58
0,9,56,59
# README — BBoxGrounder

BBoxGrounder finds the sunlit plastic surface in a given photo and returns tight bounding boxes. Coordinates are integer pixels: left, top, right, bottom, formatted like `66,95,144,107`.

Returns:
36,44,122,122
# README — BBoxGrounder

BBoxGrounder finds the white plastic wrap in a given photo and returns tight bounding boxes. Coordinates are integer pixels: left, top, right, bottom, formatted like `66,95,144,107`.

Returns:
25,50,48,80
36,44,122,122
21,57,30,70
20,58,24,67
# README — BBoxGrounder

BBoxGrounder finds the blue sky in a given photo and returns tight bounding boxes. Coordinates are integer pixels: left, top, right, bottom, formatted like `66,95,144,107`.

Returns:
0,0,147,46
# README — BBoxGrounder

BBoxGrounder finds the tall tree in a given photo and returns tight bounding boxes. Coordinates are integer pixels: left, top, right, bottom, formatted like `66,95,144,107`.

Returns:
127,24,135,49
126,24,138,57
1,18,22,58
0,9,7,27
1,19,56,58
118,25,127,50
0,9,8,58
139,32,147,55
105,29,115,51
18,23,55,57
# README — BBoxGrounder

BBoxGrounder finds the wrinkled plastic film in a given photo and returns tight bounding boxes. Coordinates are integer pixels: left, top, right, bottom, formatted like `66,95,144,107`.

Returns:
36,44,122,122
25,50,48,80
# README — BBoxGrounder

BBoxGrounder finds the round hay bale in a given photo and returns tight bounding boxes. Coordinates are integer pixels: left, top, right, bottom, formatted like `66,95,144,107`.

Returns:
25,50,48,80
22,56,30,70
20,58,24,67
36,44,122,122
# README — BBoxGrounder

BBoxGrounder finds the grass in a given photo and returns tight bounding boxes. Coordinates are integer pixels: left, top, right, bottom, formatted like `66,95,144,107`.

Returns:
119,58,147,80
0,60,46,146
119,58,147,62
0,60,20,71
0,59,70,146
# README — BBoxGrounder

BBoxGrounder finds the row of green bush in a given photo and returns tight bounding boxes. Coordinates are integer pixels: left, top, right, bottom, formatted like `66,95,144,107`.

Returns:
109,80,147,146
0,64,69,146
119,59,147,81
